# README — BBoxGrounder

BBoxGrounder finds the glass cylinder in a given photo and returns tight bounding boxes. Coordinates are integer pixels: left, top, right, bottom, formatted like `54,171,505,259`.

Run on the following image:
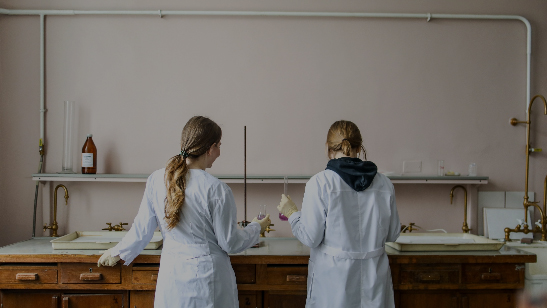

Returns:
437,160,445,176
258,205,266,220
468,163,477,176
61,101,76,173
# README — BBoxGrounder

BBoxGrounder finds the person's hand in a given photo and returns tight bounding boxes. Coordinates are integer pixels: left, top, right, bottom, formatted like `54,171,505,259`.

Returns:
277,194,298,219
252,214,271,234
97,248,121,267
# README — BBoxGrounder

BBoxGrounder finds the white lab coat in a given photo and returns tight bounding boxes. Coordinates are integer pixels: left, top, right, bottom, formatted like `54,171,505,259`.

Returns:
110,168,260,308
289,170,400,308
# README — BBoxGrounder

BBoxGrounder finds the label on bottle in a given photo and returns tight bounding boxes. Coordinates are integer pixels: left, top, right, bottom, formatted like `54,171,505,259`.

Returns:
82,153,94,167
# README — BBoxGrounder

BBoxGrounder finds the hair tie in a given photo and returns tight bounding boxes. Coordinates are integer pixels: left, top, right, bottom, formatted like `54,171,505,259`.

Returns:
341,139,350,143
180,150,190,158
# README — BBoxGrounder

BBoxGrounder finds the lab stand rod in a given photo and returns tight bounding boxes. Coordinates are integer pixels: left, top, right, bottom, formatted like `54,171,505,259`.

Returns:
244,126,247,224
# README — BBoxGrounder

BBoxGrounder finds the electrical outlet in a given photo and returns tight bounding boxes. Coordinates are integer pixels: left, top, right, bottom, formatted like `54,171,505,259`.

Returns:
403,160,422,173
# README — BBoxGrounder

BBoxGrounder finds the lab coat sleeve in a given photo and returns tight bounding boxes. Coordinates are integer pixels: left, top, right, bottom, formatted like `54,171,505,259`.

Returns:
212,185,260,254
289,177,327,248
110,175,158,265
386,184,401,242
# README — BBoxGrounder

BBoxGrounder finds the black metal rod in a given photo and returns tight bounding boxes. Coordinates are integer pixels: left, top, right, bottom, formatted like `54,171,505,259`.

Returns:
244,126,247,223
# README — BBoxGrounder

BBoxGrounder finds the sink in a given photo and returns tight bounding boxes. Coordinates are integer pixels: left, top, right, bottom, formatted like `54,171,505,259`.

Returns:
507,244,547,295
50,231,163,250
514,247,547,278
386,233,504,252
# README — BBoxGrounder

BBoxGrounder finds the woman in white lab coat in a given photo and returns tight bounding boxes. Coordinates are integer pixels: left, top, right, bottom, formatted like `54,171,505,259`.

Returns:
277,120,400,308
97,116,271,308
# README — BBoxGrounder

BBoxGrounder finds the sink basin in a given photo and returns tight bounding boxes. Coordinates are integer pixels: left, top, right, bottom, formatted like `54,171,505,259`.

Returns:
512,246,547,296
515,247,547,278
50,231,163,250
386,233,504,252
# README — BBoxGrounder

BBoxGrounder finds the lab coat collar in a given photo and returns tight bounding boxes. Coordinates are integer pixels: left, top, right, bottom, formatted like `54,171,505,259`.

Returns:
325,157,377,191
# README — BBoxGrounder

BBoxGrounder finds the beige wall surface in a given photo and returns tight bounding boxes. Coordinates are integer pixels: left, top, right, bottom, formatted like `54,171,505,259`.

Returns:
1,0,546,247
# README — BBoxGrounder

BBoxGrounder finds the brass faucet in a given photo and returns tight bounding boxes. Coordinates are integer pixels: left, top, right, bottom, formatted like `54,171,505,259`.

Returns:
260,223,275,237
102,222,128,231
450,185,471,233
43,184,69,237
505,95,547,241
504,175,547,241
401,223,419,233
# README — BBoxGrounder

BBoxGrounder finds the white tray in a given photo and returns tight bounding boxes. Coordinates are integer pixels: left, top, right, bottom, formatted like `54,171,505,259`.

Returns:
386,233,504,252
50,231,163,250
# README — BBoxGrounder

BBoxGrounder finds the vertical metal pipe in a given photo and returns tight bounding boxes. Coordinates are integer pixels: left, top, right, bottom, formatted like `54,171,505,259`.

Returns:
40,14,45,144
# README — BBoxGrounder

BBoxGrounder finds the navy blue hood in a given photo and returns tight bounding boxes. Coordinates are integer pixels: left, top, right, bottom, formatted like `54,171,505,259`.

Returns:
326,157,378,191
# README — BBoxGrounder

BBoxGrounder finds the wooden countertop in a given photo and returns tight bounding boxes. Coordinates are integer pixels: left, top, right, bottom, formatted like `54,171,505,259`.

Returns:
0,237,536,265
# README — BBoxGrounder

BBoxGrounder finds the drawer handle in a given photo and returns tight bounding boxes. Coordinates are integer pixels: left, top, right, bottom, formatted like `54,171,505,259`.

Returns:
151,274,158,281
287,275,306,282
481,273,501,281
79,273,102,281
418,273,441,282
16,273,38,281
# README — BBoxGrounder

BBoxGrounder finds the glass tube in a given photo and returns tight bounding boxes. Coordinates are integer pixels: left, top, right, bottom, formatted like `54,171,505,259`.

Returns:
61,101,76,173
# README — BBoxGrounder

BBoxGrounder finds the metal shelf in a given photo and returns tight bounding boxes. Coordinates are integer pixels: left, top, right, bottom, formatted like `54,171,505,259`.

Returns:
32,173,489,184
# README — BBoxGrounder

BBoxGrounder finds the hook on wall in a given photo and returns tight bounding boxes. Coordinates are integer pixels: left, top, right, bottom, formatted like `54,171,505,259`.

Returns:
427,13,432,22
158,10,163,18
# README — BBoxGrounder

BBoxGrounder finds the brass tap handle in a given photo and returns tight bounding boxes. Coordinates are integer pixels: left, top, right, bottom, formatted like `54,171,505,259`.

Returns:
43,223,49,232
509,118,528,126
112,223,128,231
260,224,276,237
102,223,113,231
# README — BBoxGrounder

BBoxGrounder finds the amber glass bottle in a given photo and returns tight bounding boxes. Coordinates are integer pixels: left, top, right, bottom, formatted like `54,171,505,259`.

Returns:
81,134,97,174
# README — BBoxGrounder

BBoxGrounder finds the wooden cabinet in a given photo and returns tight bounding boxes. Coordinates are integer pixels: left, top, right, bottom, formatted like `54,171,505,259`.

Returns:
0,291,125,308
397,291,458,308
461,291,516,308
238,291,262,308
60,294,125,308
265,291,307,308
1,291,61,308
0,243,535,308
130,291,155,308
398,291,516,308
394,262,526,308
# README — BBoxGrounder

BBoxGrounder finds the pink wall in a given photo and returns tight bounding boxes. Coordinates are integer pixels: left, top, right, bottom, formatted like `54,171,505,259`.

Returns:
1,0,546,246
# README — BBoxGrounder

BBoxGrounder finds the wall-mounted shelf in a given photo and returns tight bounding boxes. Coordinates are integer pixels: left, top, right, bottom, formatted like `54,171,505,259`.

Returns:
32,173,489,184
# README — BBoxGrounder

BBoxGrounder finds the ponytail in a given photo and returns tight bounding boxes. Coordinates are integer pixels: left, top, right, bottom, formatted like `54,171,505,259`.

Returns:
340,139,352,156
164,116,222,230
164,154,189,230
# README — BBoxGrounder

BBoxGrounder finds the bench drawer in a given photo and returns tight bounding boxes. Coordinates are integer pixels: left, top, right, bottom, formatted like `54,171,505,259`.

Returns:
267,265,308,285
233,264,256,284
132,270,159,285
60,263,121,284
399,265,460,285
0,265,58,284
463,264,521,284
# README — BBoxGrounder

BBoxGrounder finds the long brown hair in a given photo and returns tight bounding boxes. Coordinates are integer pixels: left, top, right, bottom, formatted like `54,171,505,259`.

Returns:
164,116,222,230
326,120,367,160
